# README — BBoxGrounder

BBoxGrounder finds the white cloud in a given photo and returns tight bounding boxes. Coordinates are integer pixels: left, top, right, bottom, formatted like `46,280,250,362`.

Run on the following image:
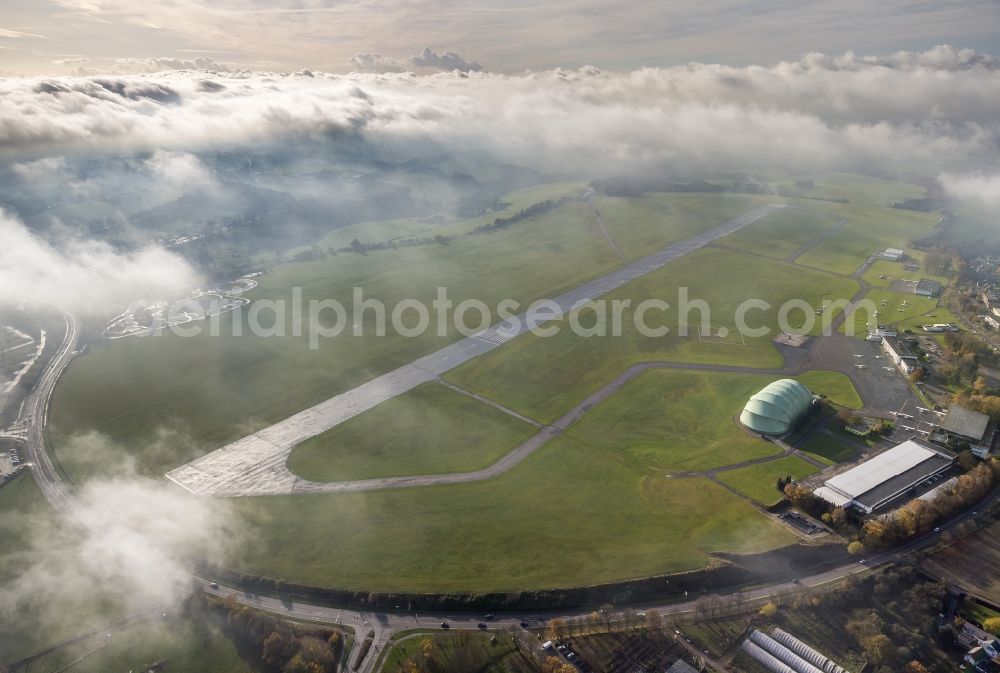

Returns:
410,47,483,72
1,47,999,177
940,172,1000,208
0,209,202,315
144,150,213,187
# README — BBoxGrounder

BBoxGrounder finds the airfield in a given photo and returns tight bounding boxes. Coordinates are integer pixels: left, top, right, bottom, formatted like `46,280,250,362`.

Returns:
48,175,949,592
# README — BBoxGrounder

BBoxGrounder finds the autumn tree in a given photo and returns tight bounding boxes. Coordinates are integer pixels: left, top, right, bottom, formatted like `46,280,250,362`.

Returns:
759,601,778,618
903,662,931,673
983,616,1000,635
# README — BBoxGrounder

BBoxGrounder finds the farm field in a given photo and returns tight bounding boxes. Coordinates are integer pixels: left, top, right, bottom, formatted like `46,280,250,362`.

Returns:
446,246,858,424
922,518,1000,604
287,381,538,481
716,455,820,505
228,434,795,592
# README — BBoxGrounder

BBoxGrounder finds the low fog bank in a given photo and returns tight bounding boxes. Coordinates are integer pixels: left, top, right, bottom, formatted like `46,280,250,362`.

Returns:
0,433,237,658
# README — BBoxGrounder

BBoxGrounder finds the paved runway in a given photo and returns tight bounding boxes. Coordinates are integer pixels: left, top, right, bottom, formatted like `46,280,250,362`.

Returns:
166,204,787,497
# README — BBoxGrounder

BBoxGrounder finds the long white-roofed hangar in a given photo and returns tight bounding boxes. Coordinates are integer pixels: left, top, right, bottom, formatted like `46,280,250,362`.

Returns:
814,439,955,514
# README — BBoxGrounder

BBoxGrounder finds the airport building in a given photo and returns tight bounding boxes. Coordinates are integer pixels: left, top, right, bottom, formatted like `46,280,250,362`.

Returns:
915,278,943,297
934,404,997,459
739,379,815,436
814,439,955,514
881,335,920,374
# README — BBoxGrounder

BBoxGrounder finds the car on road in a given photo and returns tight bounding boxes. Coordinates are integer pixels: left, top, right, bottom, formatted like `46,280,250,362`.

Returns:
440,621,449,629
477,622,487,630
209,582,219,589
519,621,530,628
485,613,494,621
934,527,940,532
859,559,867,565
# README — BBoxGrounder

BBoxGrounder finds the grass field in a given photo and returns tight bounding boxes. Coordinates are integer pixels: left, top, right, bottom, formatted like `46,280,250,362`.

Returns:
0,474,129,663
18,614,252,673
51,190,788,483
793,370,862,409
228,433,795,592
716,455,820,505
381,632,529,673
287,382,538,481
861,257,952,290
797,431,864,465
841,288,941,336
795,203,938,276
772,172,927,208
561,369,782,474
44,176,938,593
446,246,858,424
593,192,774,260
717,206,843,260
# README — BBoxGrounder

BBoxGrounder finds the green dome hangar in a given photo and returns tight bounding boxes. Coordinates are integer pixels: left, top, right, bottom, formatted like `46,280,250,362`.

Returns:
739,378,816,436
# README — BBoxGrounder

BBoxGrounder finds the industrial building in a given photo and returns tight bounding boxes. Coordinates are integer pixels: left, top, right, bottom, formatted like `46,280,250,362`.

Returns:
740,629,847,673
881,247,903,261
814,439,955,513
934,404,997,459
739,378,815,435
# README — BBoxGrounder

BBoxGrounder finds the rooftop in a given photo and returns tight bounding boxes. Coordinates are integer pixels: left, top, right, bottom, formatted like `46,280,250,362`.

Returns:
916,278,943,295
826,440,940,499
883,336,917,359
939,404,992,442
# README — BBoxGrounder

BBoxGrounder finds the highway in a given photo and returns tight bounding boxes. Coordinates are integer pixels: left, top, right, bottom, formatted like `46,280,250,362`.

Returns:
10,311,79,515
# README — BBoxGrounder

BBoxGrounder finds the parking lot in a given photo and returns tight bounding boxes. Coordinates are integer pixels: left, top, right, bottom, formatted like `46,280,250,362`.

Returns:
0,447,22,476
776,333,918,415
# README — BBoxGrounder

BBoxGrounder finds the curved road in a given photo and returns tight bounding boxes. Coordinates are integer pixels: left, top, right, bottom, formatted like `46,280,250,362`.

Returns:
8,311,78,514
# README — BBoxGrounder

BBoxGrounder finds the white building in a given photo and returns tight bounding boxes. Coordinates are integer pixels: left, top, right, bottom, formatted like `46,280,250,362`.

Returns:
882,336,919,374
882,248,904,261
814,440,954,513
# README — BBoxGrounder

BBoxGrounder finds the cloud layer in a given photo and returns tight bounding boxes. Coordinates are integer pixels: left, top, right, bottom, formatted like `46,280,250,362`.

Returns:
0,209,201,314
1,46,998,180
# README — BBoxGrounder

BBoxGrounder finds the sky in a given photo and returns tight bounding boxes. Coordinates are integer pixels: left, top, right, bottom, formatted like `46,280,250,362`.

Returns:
2,0,1000,75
